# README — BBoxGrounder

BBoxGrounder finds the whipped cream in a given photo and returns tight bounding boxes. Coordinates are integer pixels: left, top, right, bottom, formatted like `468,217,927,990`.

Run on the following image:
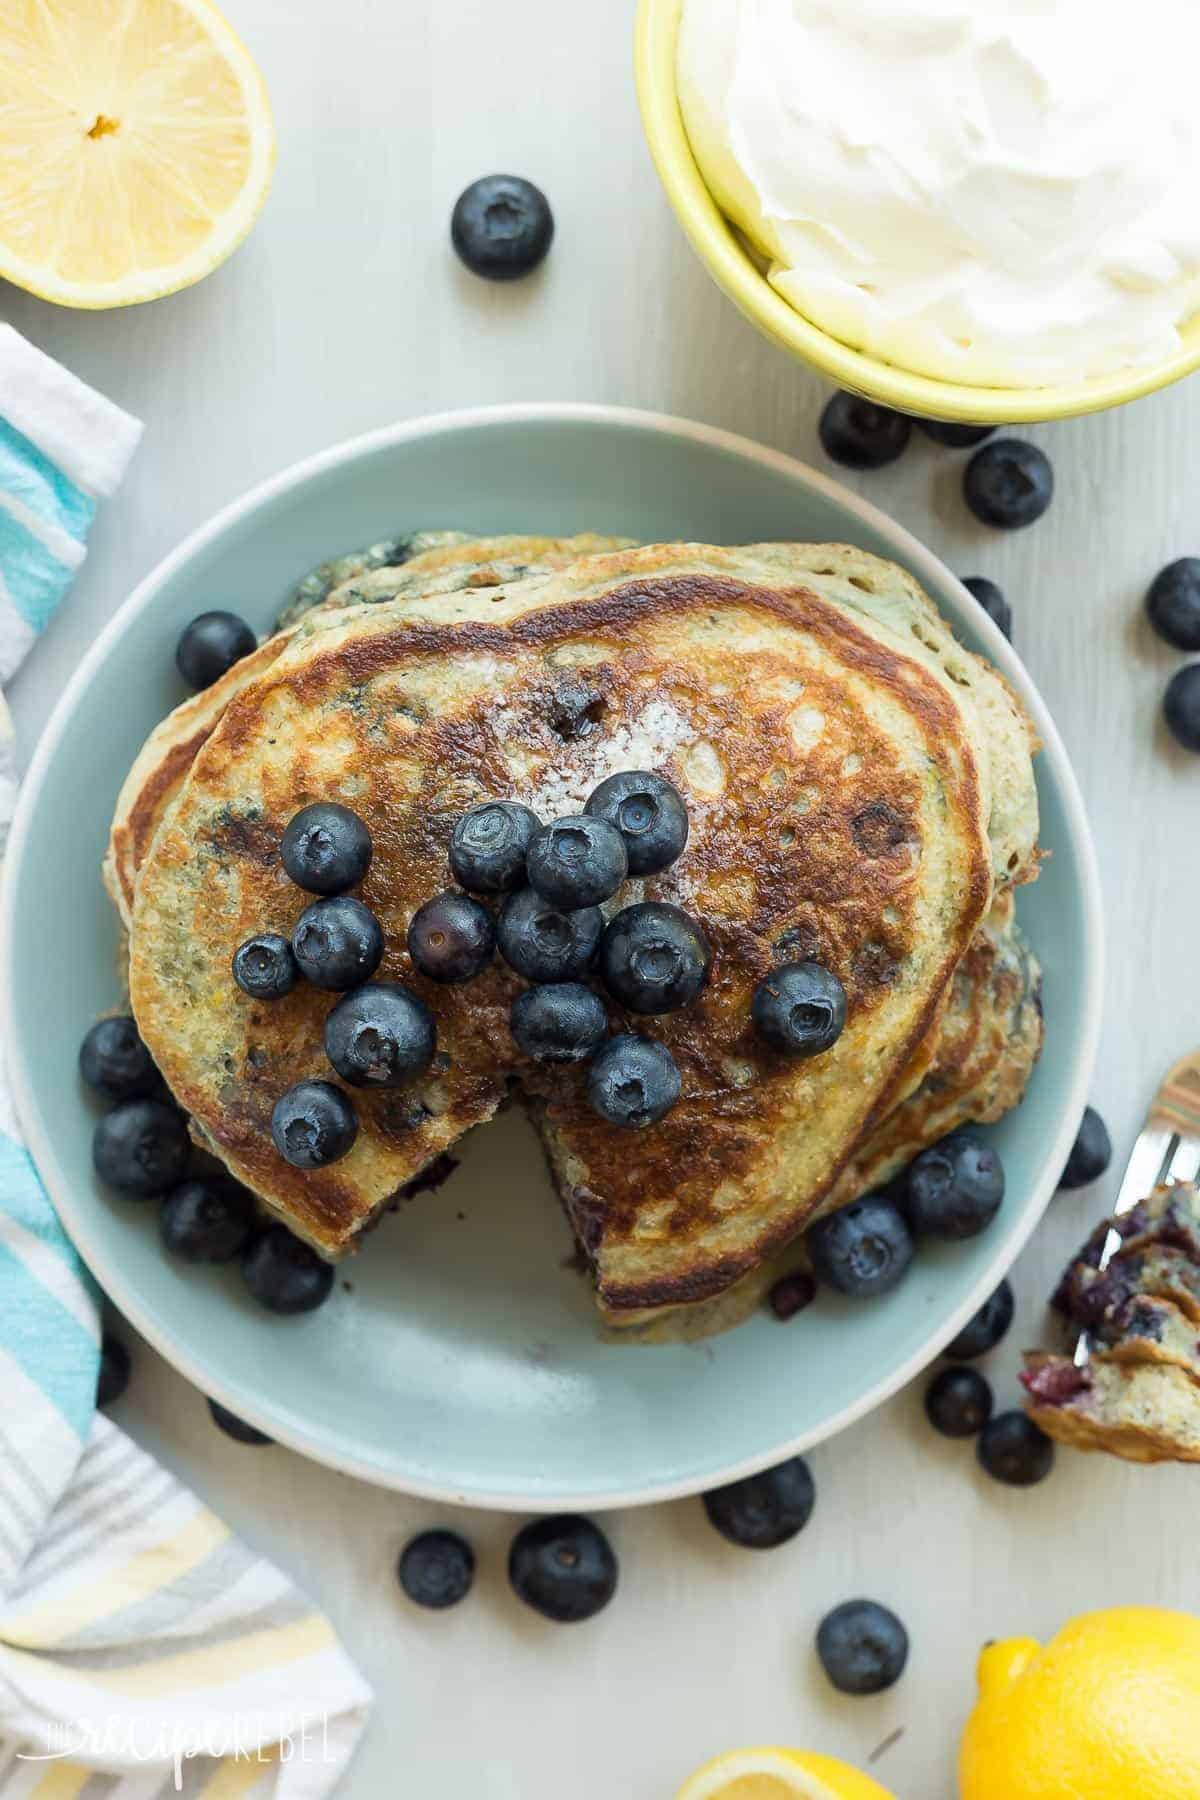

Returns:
677,0,1200,387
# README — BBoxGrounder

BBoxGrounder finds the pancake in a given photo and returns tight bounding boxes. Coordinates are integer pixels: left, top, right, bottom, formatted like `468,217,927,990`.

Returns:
128,542,1004,1311
1022,1354,1200,1465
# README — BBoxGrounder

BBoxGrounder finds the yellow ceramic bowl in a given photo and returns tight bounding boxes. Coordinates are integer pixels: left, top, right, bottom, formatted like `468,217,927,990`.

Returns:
635,0,1200,424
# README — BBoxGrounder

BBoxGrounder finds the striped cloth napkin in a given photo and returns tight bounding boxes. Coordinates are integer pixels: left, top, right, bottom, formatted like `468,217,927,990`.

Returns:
0,325,372,1795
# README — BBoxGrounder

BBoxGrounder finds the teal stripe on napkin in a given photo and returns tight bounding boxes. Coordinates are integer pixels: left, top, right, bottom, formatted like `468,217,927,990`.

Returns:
0,505,76,634
0,419,95,544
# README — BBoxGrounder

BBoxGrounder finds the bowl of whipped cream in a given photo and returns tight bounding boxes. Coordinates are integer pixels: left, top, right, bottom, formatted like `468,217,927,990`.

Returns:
635,0,1200,422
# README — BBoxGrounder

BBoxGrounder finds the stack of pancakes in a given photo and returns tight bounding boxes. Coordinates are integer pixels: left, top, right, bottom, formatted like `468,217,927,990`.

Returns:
107,532,1044,1340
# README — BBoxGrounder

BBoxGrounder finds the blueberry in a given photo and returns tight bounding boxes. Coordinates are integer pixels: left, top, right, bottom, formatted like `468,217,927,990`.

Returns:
925,1366,993,1438
1147,559,1200,651
977,1410,1055,1486
752,961,847,1057
79,1015,159,1100
270,1080,358,1168
598,903,710,1015
175,610,257,689
586,1035,680,1129
817,1600,909,1695
160,1177,256,1262
807,1195,913,1299
945,1279,1015,1359
1164,665,1200,753
242,1224,335,1313
407,892,495,983
819,393,911,470
280,802,373,895
768,1270,817,1321
510,983,608,1063
208,1399,273,1444
508,1515,617,1623
702,1455,815,1549
97,1334,131,1408
526,815,628,910
324,983,436,1087
232,933,297,1000
961,576,1013,641
964,438,1053,529
398,1530,475,1610
584,771,689,875
907,1133,1004,1239
497,888,603,982
292,896,384,990
93,1098,190,1198
451,174,554,281
449,801,540,894
916,419,996,448
1058,1105,1112,1190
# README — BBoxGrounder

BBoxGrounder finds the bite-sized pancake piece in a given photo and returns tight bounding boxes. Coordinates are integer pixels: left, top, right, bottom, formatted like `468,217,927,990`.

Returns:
1058,1246,1200,1332
1054,1184,1200,1292
1022,1352,1200,1465
1098,1295,1200,1385
130,544,995,1306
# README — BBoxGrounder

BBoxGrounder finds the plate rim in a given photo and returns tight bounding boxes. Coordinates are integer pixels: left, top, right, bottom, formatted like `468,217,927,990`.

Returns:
1,401,1104,1509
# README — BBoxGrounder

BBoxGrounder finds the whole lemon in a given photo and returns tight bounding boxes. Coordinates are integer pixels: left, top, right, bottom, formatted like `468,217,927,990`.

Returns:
960,1608,1200,1800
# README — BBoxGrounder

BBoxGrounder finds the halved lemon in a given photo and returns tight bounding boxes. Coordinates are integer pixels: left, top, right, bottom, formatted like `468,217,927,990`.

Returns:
0,0,274,308
677,1747,895,1800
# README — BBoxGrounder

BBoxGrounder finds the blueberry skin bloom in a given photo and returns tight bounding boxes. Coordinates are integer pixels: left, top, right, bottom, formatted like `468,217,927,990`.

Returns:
817,1600,909,1695
907,1133,1005,1239
964,438,1053,529
79,1015,159,1101
807,1196,914,1299
584,770,689,876
398,1530,476,1610
232,933,297,1000
945,1279,1015,1359
324,983,436,1087
977,1411,1055,1487
497,888,603,982
508,1515,617,1623
159,1177,256,1263
752,961,847,1057
93,1099,190,1198
1146,558,1200,651
819,393,911,470
451,175,554,281
450,801,540,894
586,1035,681,1129
242,1225,335,1314
280,803,373,895
1164,665,1200,753
510,983,608,1064
526,815,628,910
270,1080,358,1168
925,1366,994,1439
598,903,711,1015
1059,1105,1112,1190
702,1455,816,1550
175,610,256,690
292,896,384,991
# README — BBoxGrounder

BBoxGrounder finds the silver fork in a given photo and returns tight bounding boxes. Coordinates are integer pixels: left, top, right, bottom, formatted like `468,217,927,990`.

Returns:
1074,1050,1200,1367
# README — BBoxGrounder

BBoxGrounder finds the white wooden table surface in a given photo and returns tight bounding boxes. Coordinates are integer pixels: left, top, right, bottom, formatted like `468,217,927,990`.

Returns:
6,3,1200,1794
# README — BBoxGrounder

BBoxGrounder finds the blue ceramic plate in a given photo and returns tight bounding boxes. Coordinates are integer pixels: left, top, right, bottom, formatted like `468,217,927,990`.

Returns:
3,406,1102,1508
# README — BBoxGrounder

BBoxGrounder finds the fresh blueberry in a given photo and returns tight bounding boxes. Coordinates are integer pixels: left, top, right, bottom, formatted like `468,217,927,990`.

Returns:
497,888,603,982
280,803,373,895
598,903,710,1015
1146,559,1200,651
1058,1105,1112,1190
407,892,495,983
925,1366,994,1438
508,1515,617,1623
907,1133,1004,1238
208,1399,273,1445
702,1456,815,1549
916,419,996,448
964,438,1053,529
586,1035,681,1129
324,983,436,1087
398,1530,476,1610
807,1196,914,1299
97,1334,131,1408
1164,665,1200,753
752,961,847,1057
175,610,256,689
232,933,297,1000
451,174,554,281
270,1080,358,1168
817,1600,909,1695
977,1410,1055,1486
242,1224,335,1313
961,576,1013,641
584,771,689,875
510,983,608,1063
449,801,540,894
945,1279,1015,1359
768,1270,817,1321
93,1099,190,1198
79,1015,159,1101
160,1177,256,1262
819,393,911,470
526,815,628,910
292,896,384,991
